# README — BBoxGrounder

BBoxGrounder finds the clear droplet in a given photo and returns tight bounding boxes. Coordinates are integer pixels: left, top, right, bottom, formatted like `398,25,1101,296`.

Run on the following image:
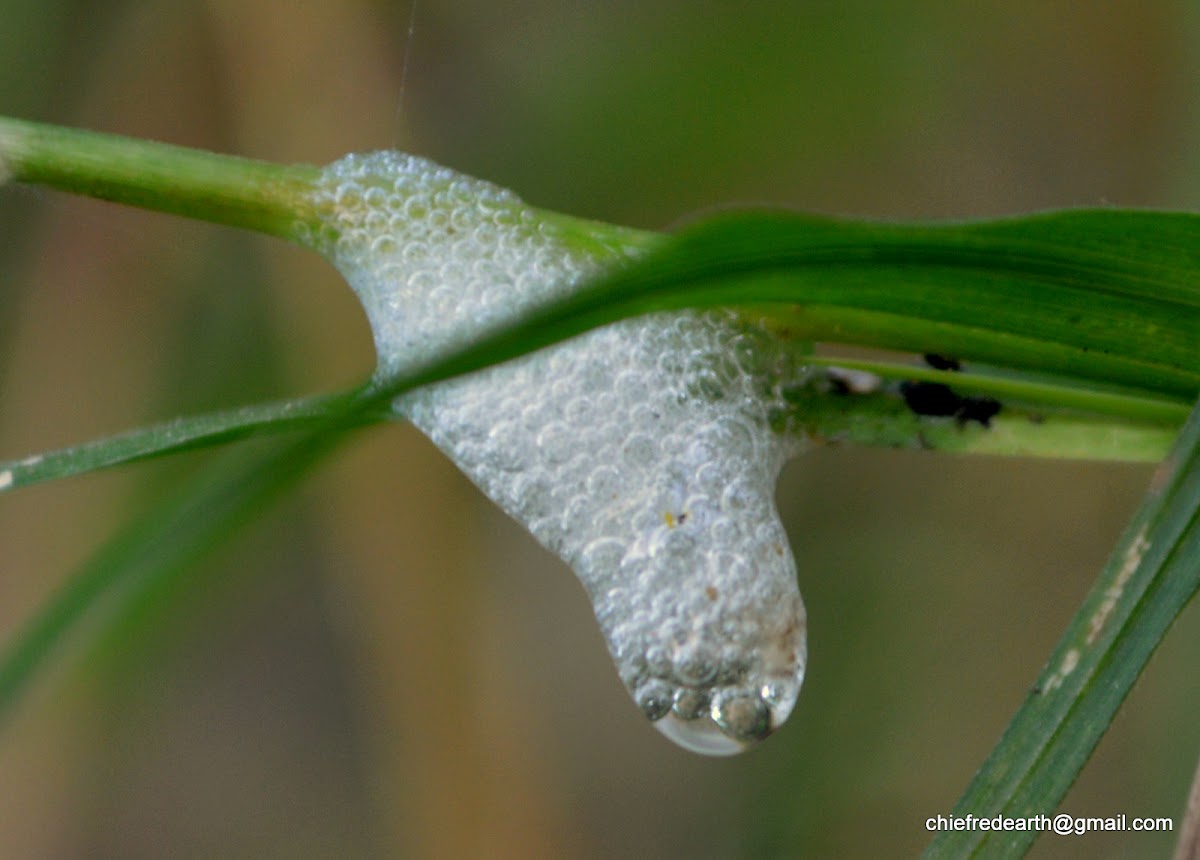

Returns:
634,679,674,722
656,712,745,757
671,687,710,721
712,689,772,742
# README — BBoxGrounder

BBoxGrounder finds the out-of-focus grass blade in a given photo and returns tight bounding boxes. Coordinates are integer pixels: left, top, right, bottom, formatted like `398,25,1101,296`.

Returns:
0,424,350,720
923,396,1200,858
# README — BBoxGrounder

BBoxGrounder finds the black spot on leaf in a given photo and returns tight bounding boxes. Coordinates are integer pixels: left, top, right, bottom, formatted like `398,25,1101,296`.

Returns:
900,381,1001,428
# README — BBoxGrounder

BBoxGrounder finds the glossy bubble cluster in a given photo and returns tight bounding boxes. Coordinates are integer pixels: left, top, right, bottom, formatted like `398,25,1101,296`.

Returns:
310,151,811,755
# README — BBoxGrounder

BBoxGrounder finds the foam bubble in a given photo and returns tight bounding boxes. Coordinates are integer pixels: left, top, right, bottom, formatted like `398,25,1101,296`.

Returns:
309,151,810,754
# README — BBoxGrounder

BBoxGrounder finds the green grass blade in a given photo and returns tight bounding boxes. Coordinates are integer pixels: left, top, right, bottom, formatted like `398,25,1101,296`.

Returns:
0,364,1176,498
0,392,385,494
923,396,1200,858
0,358,1179,499
549,209,1200,398
0,354,1177,499
326,207,1200,429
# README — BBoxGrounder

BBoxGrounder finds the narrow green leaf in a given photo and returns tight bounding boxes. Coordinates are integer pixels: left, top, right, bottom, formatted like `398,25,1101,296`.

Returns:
923,396,1200,858
321,208,1200,432
562,210,1200,398
0,392,380,494
0,361,1176,498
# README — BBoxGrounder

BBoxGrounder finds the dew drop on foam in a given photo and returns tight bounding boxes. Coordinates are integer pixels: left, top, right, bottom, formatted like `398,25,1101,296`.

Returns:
307,151,811,756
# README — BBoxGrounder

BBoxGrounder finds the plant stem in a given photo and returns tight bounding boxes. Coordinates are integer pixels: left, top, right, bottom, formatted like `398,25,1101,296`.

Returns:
806,356,1189,425
533,206,663,256
0,115,323,241
779,376,1174,462
0,115,661,256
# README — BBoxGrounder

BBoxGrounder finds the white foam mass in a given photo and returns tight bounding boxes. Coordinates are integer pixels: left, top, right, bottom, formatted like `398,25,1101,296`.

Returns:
309,152,810,754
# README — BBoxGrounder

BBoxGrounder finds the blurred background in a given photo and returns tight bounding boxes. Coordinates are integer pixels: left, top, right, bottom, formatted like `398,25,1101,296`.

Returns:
2,1,1199,857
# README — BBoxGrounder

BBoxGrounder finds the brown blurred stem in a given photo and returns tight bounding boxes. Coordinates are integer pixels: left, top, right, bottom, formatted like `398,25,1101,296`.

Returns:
1175,753,1200,860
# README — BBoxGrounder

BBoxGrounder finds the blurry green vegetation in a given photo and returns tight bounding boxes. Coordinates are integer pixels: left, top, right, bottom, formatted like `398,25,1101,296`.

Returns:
2,2,1200,859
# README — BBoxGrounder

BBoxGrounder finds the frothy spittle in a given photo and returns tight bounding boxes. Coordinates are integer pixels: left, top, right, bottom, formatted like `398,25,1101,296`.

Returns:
309,152,810,755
